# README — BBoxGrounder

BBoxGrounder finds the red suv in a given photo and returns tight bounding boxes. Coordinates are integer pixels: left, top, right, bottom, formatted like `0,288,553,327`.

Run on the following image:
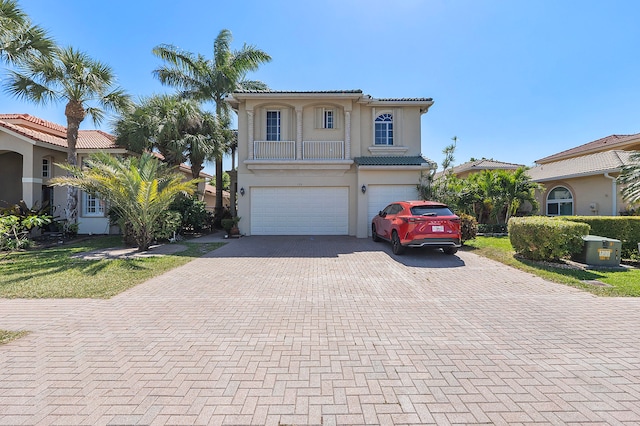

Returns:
372,200,461,255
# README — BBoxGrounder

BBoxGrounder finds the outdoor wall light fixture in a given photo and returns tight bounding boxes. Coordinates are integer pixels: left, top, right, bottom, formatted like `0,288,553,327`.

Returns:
240,187,245,196
361,185,366,194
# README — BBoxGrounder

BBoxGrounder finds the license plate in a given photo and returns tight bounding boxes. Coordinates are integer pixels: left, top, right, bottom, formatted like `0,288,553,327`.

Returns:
432,225,444,233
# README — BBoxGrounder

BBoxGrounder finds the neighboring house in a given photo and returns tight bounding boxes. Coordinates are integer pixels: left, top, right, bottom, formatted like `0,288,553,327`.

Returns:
434,158,524,179
0,114,220,234
225,90,436,238
0,113,127,235
527,133,640,216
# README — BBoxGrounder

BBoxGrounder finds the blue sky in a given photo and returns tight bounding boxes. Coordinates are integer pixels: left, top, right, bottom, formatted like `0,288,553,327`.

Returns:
3,0,640,175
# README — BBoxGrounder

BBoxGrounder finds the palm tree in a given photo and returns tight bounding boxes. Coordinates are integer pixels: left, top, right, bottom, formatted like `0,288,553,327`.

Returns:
618,151,640,203
0,0,54,65
113,95,226,178
5,46,131,224
50,152,200,251
498,168,540,222
152,28,271,219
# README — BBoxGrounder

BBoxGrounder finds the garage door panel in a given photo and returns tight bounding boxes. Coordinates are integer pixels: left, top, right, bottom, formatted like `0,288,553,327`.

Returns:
251,187,348,235
367,185,419,235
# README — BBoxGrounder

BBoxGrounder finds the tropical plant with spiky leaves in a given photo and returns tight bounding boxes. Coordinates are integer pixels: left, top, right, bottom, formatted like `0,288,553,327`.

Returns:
50,152,200,251
618,151,640,204
152,28,271,218
5,46,131,225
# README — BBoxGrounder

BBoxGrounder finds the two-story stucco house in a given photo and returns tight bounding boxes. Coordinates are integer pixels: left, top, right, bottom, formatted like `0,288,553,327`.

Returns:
225,90,436,238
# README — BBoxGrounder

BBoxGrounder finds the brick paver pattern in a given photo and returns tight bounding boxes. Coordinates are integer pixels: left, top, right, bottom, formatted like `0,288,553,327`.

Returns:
1,236,639,425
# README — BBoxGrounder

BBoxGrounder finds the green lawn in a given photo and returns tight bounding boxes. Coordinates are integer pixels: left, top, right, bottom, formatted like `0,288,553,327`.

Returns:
0,329,29,345
0,236,224,299
464,236,640,296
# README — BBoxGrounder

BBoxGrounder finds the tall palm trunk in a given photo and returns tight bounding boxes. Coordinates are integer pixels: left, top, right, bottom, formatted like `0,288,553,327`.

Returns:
214,99,225,219
65,101,85,225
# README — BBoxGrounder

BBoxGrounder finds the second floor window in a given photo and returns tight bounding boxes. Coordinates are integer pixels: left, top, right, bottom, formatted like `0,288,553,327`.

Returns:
323,109,334,129
266,110,281,141
375,113,393,145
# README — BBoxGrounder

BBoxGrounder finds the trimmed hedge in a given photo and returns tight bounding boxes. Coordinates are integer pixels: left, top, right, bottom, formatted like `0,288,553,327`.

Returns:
508,217,590,261
558,216,640,259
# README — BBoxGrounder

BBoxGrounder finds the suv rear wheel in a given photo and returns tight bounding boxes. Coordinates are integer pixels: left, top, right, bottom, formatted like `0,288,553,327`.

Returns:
391,231,405,255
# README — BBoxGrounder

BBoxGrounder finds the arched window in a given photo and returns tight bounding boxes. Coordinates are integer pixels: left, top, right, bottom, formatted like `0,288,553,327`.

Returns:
547,186,573,216
374,113,393,145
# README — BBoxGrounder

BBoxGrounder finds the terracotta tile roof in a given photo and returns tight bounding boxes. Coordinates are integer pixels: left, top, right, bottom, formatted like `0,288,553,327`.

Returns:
0,114,122,150
354,156,434,166
526,150,635,182
536,133,640,164
0,113,67,134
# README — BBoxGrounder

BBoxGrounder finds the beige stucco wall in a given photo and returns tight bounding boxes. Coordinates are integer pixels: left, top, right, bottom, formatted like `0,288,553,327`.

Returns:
536,174,627,217
238,97,425,163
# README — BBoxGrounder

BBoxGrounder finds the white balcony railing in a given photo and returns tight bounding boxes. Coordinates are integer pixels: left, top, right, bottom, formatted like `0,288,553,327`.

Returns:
303,141,344,160
252,140,345,160
253,141,296,160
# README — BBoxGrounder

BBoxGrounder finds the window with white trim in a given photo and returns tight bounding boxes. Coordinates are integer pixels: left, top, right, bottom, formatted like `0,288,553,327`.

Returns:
266,110,281,141
42,158,50,178
374,113,393,145
82,192,106,217
546,186,573,216
323,109,334,129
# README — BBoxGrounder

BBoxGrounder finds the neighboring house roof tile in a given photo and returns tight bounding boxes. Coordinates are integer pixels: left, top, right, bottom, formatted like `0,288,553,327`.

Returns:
453,159,523,173
527,150,635,182
354,156,433,166
0,114,121,150
536,133,640,163
433,159,523,179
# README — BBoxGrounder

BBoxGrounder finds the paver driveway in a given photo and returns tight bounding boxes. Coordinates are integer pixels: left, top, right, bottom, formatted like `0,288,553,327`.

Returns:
1,236,639,425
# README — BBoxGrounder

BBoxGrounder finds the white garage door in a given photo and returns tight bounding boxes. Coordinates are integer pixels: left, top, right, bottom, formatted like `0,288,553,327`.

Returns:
251,187,349,235
367,185,419,235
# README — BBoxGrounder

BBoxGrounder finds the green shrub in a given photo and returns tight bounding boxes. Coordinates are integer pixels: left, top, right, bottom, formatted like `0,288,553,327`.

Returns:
458,213,478,243
0,211,52,251
508,216,589,261
168,194,210,232
155,211,183,241
557,216,640,259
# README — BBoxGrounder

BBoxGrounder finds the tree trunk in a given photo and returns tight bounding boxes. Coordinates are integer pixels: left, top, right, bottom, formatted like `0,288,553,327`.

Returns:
215,156,223,217
65,101,85,226
214,99,225,220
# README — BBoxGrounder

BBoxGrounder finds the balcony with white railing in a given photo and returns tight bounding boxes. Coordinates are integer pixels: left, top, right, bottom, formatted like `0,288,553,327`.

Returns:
253,141,296,160
303,141,344,160
252,140,345,160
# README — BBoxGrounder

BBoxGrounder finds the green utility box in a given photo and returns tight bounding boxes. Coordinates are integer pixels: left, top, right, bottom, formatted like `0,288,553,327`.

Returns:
573,235,621,267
